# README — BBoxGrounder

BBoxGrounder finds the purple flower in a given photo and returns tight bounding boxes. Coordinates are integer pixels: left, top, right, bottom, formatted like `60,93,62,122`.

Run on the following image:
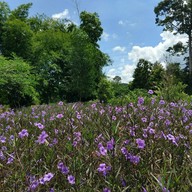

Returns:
52,138,58,145
30,180,39,190
100,109,105,115
57,162,69,175
162,187,170,192
165,119,171,126
97,163,111,176
99,145,107,156
121,147,128,155
0,151,5,160
121,178,127,187
166,134,175,141
34,122,44,130
37,131,49,144
159,100,165,105
9,135,14,141
107,138,114,150
141,117,147,122
166,134,178,145
76,113,81,119
56,114,63,119
98,163,106,172
18,129,29,138
138,97,144,105
50,116,55,121
67,175,75,185
130,155,140,164
39,177,45,184
148,90,154,94
58,101,63,106
112,115,116,121
148,128,155,135
7,155,14,164
41,111,46,116
0,135,6,143
43,172,54,182
91,103,96,108
136,138,145,149
124,140,129,145
103,187,111,192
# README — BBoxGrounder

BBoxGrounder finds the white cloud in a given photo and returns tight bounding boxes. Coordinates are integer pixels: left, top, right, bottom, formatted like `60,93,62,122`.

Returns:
102,32,118,42
105,31,188,83
118,20,124,25
112,46,126,52
105,64,136,83
118,20,136,27
52,9,70,20
121,64,136,83
102,31,110,41
128,31,188,65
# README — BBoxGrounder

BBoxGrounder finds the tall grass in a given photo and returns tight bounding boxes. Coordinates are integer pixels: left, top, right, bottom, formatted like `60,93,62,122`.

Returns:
0,96,192,191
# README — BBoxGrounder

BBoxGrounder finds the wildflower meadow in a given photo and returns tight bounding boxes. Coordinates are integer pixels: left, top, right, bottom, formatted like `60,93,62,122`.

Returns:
0,94,192,191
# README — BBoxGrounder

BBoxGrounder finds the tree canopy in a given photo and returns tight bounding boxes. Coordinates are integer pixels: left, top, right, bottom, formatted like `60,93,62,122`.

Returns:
154,0,192,75
0,2,110,106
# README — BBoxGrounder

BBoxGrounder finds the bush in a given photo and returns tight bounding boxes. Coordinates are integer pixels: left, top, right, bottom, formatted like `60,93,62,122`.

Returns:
0,55,39,108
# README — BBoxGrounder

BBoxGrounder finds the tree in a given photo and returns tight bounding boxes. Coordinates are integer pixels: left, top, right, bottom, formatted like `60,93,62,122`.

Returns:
80,11,103,47
2,18,33,59
9,3,32,21
67,29,102,101
131,59,152,90
154,0,192,75
31,29,71,103
97,77,114,103
0,1,10,52
166,62,183,82
149,62,165,89
0,56,39,108
113,76,122,83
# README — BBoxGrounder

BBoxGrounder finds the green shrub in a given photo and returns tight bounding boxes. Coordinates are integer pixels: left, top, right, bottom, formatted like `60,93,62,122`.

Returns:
0,55,39,108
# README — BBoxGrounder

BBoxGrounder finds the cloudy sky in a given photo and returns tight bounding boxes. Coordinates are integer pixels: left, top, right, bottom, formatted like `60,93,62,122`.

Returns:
5,0,188,83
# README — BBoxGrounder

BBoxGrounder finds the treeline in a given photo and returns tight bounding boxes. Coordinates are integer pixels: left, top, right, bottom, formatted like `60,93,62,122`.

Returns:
0,2,110,107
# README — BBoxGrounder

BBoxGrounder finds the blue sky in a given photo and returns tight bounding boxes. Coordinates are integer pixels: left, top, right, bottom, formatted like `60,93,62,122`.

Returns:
4,0,188,83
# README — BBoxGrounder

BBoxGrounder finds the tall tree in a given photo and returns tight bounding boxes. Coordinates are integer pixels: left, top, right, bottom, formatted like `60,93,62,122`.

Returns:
154,0,192,75
131,59,152,90
2,18,33,59
80,11,103,47
68,29,101,101
0,2,10,52
149,62,165,89
31,29,71,103
10,3,32,21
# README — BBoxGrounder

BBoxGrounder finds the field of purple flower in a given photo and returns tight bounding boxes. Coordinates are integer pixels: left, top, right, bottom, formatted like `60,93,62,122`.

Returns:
0,95,192,191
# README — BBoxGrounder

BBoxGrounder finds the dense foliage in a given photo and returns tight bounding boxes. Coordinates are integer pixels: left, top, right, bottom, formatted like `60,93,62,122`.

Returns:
0,2,110,106
0,56,38,108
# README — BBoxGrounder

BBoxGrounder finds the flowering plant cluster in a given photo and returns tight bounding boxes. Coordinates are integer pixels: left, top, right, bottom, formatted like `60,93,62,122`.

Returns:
0,95,192,191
